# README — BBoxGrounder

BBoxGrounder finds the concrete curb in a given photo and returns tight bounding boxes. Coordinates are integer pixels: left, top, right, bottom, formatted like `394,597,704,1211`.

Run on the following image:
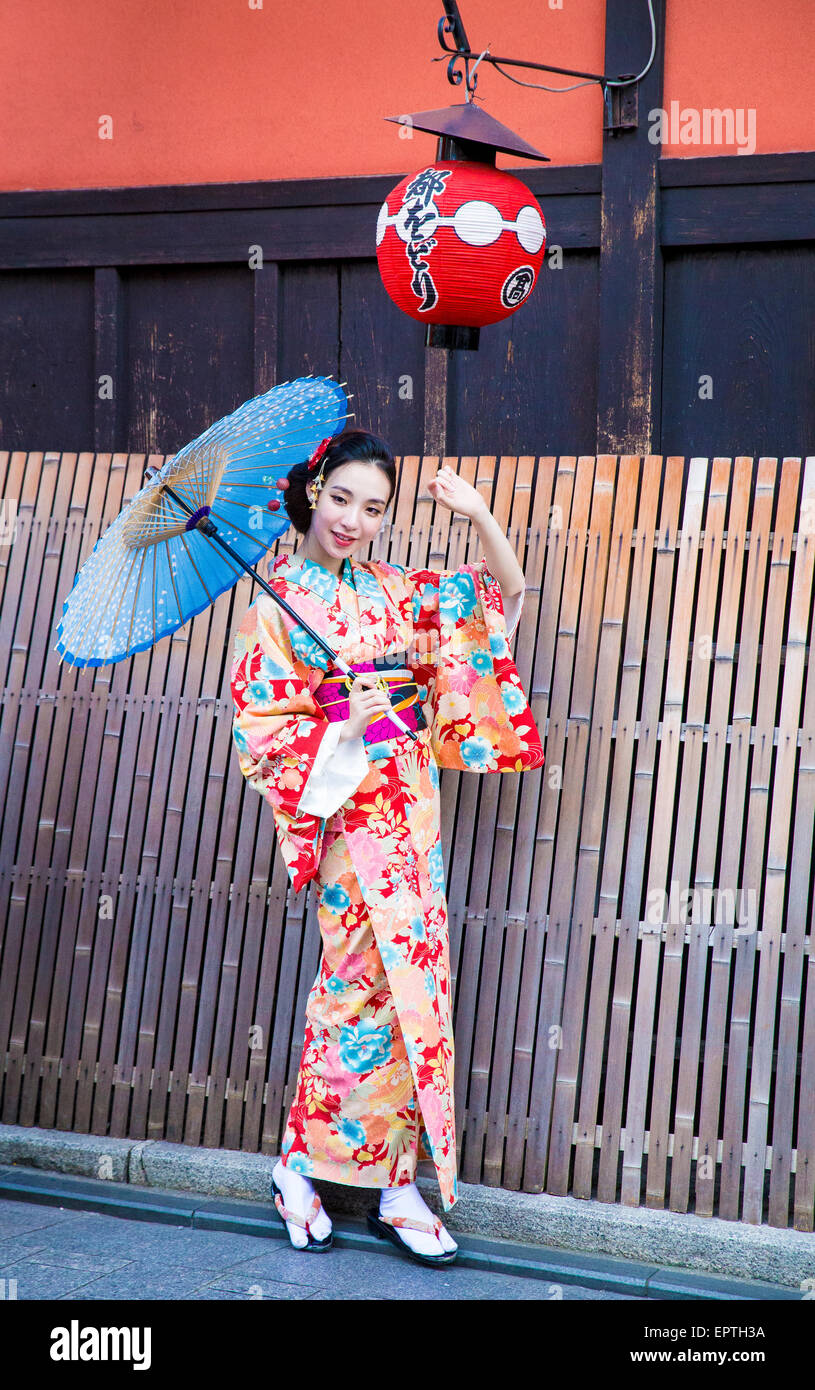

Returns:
0,1164,797,1300
0,1124,811,1292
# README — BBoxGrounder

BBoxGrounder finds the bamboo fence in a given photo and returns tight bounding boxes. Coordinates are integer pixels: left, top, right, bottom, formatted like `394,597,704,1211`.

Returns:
1,449,813,1230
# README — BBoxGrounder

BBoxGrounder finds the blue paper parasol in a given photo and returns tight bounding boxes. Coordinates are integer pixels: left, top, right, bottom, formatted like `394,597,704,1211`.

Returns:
54,373,418,740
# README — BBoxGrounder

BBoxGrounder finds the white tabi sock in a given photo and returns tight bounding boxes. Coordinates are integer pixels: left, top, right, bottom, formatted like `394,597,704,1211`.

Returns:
273,1157,332,1247
379,1181,457,1256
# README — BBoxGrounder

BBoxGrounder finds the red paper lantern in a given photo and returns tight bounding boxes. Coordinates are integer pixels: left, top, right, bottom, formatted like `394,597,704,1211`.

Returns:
376,159,546,330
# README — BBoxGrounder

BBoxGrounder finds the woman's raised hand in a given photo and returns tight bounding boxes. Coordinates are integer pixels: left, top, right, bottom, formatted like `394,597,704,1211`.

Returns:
340,672,394,741
426,464,486,520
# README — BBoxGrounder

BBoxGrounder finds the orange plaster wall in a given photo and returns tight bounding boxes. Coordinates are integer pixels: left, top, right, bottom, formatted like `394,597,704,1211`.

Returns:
0,0,811,192
0,0,602,189
661,0,815,158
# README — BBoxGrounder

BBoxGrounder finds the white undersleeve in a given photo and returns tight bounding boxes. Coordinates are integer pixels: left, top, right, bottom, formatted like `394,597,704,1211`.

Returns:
296,719,370,819
502,589,523,640
297,585,519,821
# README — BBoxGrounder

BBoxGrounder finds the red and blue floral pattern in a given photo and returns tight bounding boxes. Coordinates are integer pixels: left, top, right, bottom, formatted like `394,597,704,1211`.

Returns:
230,552,544,1210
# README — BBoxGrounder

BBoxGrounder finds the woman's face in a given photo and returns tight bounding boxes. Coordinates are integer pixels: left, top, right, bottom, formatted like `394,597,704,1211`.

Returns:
307,459,391,565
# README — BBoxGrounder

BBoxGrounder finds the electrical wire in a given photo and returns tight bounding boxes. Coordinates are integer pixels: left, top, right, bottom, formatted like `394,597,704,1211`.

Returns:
477,0,657,96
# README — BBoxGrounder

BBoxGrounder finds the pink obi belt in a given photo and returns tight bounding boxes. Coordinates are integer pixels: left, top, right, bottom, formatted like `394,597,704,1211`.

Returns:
313,655,427,744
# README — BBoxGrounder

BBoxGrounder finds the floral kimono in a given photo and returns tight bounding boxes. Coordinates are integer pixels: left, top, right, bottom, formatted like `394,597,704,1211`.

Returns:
230,550,544,1211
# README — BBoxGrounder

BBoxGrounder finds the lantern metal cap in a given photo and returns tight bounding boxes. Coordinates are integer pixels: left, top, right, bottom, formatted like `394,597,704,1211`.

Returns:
384,102,550,163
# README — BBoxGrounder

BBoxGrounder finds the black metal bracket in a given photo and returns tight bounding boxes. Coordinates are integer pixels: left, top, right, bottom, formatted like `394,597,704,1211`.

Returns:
603,76,639,133
437,0,647,116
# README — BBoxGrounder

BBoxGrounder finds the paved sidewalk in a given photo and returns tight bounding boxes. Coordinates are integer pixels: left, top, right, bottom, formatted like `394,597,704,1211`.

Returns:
0,1193,639,1301
2,1123,810,1293
0,1166,799,1301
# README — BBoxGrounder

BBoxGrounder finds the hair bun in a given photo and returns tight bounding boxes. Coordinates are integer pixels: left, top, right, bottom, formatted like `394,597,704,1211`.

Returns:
282,428,396,535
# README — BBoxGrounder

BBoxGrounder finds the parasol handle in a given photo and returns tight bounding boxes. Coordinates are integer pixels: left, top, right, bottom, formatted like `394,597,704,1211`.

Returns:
158,478,419,742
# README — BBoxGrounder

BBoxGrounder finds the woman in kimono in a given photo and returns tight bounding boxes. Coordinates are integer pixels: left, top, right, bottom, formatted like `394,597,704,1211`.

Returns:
230,429,544,1267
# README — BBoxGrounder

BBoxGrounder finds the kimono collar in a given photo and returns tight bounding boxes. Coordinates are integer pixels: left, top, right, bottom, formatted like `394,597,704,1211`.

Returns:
269,551,395,619
270,550,356,601
267,551,409,670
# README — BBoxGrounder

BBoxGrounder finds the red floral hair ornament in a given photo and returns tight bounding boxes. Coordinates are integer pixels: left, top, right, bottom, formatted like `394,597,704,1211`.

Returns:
270,435,334,508
307,437,333,472
305,436,334,511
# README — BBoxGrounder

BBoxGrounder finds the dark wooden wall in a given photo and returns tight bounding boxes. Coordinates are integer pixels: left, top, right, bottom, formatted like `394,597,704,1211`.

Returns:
1,150,814,463
2,0,814,463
